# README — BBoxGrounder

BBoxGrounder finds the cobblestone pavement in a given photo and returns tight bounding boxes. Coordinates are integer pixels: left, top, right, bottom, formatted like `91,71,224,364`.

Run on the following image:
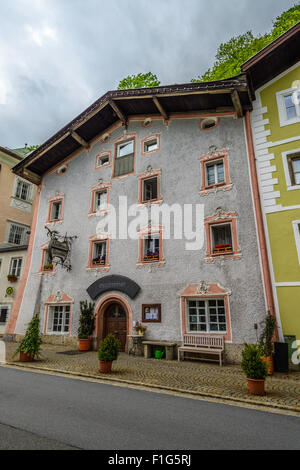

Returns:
6,344,300,414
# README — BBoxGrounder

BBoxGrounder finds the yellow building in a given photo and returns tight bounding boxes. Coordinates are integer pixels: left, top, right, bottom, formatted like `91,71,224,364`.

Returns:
0,146,36,333
243,23,300,359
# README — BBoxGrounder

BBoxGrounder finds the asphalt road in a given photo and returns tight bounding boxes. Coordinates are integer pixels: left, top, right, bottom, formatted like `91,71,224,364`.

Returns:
0,366,299,450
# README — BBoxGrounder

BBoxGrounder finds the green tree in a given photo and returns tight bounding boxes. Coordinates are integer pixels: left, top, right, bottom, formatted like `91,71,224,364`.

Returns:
117,72,160,90
192,4,300,82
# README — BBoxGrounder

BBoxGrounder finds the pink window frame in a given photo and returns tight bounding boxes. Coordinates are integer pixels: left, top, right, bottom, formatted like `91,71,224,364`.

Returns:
46,195,64,224
137,225,165,268
111,133,137,180
87,234,110,271
199,149,232,196
39,243,56,275
88,182,111,217
94,151,112,170
43,295,73,336
140,134,161,157
204,210,241,262
179,283,232,342
137,169,162,205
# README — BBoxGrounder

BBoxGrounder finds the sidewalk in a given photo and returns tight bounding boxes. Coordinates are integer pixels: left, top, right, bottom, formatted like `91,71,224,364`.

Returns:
4,343,300,415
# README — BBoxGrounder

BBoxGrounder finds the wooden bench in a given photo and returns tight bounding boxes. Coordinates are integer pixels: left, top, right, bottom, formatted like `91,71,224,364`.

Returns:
178,335,224,366
142,340,177,360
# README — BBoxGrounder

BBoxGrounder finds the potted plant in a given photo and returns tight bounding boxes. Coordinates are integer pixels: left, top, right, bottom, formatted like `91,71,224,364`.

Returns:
78,300,95,351
259,314,276,375
241,344,268,396
98,333,120,373
14,316,42,362
7,274,18,282
134,322,147,336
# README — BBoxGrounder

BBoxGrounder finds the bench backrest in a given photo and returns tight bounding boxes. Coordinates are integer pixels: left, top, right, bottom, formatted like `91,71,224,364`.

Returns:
183,334,224,349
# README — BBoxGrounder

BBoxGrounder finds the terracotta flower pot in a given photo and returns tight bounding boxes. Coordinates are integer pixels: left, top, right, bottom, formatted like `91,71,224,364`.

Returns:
261,356,274,375
19,351,34,362
99,361,112,373
247,378,265,396
79,338,91,351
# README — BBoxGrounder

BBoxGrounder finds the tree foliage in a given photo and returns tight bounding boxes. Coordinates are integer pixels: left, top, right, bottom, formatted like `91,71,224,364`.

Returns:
192,4,300,82
117,72,160,90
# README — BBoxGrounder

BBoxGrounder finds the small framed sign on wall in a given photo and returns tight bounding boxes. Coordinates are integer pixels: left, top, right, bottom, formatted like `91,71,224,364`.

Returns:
142,304,161,323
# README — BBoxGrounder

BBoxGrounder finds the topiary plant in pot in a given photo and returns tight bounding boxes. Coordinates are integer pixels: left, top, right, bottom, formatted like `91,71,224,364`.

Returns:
98,333,120,373
241,343,268,396
14,316,42,361
259,314,276,375
78,300,95,351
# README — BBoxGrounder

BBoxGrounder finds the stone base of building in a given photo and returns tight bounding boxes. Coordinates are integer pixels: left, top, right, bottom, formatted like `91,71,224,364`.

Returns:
224,343,243,364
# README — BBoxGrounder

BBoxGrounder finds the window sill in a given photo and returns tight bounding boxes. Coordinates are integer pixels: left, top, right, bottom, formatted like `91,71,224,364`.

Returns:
87,264,110,272
138,198,163,206
200,183,233,196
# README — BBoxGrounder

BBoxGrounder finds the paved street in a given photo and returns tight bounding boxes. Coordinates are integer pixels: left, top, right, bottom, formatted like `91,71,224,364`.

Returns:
0,366,299,450
5,343,300,413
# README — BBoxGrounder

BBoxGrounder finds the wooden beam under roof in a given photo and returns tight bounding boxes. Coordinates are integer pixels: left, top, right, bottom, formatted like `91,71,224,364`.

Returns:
21,168,41,185
109,100,127,125
231,90,243,118
70,130,90,148
152,96,168,120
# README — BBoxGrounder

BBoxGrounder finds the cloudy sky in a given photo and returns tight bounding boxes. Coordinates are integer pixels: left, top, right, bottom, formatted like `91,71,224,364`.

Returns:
0,0,296,149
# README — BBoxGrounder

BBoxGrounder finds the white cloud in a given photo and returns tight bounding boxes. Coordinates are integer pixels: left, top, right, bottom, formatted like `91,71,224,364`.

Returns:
25,25,57,47
0,0,296,148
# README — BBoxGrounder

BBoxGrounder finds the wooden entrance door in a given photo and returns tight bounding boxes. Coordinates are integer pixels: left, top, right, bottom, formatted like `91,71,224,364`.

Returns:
104,303,127,351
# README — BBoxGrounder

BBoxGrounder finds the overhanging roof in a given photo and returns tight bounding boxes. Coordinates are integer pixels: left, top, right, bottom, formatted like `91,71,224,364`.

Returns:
241,22,300,94
12,74,252,184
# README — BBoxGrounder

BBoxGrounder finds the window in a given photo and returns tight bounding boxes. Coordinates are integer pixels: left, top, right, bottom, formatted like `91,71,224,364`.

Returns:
41,248,54,272
187,299,227,333
199,117,219,131
114,139,135,177
9,258,22,277
95,190,107,211
8,223,28,245
92,241,107,266
204,209,241,262
51,201,62,221
143,236,160,261
0,306,9,324
143,177,158,202
47,196,64,223
211,224,233,254
206,161,225,186
277,88,300,126
47,305,70,334
96,152,111,169
199,149,232,196
288,153,300,186
141,134,160,156
138,168,162,205
142,304,161,322
15,179,31,201
144,138,158,153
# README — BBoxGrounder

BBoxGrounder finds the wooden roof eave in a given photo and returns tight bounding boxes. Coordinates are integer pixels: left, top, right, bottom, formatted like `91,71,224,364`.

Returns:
12,77,251,183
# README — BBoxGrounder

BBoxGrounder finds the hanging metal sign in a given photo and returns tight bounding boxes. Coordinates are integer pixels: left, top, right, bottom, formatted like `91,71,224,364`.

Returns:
45,226,78,271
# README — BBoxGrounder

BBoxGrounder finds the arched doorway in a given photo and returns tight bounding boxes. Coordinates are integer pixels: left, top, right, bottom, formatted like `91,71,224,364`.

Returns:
95,294,132,353
104,302,127,351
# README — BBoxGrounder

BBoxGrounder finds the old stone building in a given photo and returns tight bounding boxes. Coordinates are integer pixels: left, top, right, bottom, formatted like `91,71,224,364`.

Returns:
5,77,272,362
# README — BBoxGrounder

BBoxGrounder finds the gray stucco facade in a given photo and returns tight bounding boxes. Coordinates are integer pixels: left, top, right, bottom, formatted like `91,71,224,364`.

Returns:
12,114,267,360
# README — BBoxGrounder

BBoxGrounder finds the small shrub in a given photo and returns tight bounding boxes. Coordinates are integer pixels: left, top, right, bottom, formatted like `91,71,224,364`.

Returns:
78,300,95,339
14,316,42,359
241,344,268,380
98,334,120,362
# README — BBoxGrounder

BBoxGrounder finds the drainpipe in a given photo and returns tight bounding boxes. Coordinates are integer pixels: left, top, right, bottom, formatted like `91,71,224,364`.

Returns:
244,111,279,342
